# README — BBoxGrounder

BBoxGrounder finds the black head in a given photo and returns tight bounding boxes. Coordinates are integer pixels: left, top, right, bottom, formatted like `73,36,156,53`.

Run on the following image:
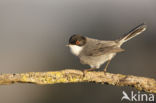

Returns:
69,35,87,46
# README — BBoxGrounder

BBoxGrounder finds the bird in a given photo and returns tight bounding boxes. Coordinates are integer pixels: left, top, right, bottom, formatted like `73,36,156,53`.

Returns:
67,23,147,72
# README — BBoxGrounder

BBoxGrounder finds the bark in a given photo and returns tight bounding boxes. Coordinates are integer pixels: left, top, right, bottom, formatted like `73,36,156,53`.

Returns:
0,69,155,93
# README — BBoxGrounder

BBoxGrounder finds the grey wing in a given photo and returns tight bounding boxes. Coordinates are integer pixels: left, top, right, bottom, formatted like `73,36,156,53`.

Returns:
84,41,124,56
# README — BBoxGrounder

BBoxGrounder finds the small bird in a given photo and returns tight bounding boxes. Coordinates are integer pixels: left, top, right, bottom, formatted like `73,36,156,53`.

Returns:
67,23,147,72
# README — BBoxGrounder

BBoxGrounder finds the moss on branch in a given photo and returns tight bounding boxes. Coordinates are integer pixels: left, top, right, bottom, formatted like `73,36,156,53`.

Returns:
0,69,155,93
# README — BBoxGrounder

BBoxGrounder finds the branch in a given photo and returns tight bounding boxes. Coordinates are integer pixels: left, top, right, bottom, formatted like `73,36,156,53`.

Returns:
0,69,155,93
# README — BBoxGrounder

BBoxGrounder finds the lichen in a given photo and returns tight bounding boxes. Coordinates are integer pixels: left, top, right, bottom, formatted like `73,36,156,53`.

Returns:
0,70,155,93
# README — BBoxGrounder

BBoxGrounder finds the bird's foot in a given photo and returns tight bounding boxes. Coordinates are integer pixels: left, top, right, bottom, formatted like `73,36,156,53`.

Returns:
103,69,107,75
104,68,107,72
83,68,96,77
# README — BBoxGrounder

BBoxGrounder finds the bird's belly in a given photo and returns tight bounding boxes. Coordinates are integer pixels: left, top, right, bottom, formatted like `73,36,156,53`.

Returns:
80,53,116,68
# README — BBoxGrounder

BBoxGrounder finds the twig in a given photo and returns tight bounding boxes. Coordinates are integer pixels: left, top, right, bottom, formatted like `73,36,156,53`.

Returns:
0,69,155,93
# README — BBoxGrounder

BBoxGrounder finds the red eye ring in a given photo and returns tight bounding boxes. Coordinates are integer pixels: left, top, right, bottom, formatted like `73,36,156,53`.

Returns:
76,40,80,45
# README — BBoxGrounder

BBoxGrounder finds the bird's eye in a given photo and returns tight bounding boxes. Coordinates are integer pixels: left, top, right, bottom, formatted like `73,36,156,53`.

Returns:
76,40,80,45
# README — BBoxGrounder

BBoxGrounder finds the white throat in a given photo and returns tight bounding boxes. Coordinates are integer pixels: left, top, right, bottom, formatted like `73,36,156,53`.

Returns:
69,45,83,56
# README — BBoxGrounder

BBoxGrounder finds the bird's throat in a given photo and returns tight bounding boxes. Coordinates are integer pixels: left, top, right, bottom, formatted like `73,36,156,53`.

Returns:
69,45,83,56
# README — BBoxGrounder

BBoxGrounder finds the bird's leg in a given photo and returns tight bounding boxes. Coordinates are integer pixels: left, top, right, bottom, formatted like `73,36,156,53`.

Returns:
104,60,111,72
84,68,96,73
85,68,96,71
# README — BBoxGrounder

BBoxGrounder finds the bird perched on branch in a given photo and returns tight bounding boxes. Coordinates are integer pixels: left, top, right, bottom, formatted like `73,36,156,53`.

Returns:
67,23,147,72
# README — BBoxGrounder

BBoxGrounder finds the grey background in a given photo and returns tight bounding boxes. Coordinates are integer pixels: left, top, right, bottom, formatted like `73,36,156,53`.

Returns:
0,0,155,103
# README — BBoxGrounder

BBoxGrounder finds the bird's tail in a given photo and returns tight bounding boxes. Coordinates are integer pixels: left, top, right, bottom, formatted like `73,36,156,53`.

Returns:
118,23,147,46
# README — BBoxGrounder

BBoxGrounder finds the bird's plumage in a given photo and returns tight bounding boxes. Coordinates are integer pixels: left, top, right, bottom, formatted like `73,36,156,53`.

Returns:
79,38,122,68
68,23,147,69
69,45,83,56
80,38,124,56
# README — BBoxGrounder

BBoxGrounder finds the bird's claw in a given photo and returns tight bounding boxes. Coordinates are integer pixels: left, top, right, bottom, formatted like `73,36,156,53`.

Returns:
83,68,96,77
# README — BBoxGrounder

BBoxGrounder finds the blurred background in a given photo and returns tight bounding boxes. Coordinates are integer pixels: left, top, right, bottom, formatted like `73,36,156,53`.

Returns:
0,0,155,103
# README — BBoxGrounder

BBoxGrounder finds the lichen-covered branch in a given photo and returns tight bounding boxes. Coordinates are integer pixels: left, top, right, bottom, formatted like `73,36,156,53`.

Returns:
0,69,155,93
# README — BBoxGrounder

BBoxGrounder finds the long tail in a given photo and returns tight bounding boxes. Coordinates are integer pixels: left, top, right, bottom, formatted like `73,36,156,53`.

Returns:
118,23,147,45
